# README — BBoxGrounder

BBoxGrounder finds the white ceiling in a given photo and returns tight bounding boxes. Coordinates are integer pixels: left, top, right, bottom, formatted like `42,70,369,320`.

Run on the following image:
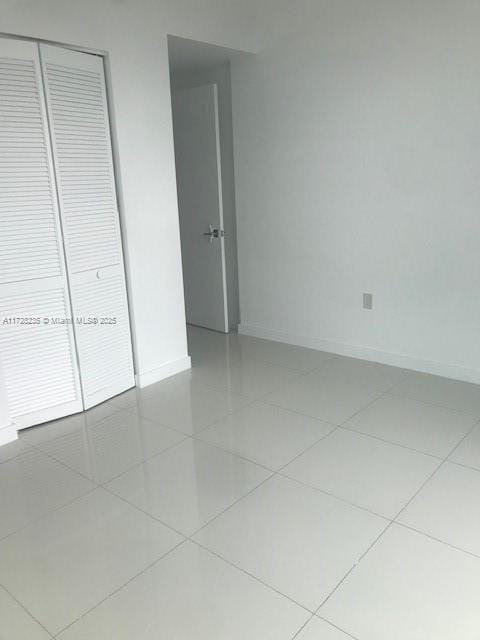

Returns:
167,35,249,74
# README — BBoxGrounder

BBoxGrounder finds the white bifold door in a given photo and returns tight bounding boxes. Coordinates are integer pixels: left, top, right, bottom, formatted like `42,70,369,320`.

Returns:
39,44,134,409
0,38,134,427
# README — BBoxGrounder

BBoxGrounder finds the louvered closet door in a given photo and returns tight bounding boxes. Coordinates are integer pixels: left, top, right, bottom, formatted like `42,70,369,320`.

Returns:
0,38,83,428
39,44,134,409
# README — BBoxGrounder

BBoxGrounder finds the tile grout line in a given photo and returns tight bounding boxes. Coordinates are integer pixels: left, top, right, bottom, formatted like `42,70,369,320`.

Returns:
391,416,480,526
191,539,313,614
0,582,54,639
386,389,480,419
6,339,480,636
0,483,99,545
98,484,188,539
186,471,277,539
97,435,192,487
447,458,480,475
271,387,392,475
26,382,478,526
315,615,361,640
272,377,408,482
338,423,445,460
193,422,337,475
120,390,259,436
290,614,317,639
30,372,463,533
52,537,188,638
311,564,360,616
313,411,480,612
394,521,480,561
0,432,191,545
274,471,393,521
52,472,317,639
308,411,480,621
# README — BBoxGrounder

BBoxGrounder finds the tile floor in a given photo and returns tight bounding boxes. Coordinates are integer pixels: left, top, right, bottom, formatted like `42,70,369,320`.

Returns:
1,325,480,638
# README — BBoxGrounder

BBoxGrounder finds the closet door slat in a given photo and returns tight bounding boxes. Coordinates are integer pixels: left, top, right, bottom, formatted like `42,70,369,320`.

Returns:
39,44,134,409
0,38,83,428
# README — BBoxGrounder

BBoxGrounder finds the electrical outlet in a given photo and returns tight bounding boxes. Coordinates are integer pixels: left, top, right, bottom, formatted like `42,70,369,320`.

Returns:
363,293,373,310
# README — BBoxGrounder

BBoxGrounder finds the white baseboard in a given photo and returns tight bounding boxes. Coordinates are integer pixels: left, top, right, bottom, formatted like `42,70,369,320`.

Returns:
238,323,480,385
135,355,192,389
0,423,18,446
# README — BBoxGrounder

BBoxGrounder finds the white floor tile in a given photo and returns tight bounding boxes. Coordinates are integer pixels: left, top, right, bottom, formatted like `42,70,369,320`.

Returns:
129,376,251,434
105,439,270,535
398,462,480,556
108,378,186,410
450,423,480,470
4,327,480,639
283,429,439,518
295,617,353,639
194,475,387,610
264,375,381,425
190,357,301,399
390,372,480,416
320,524,480,640
20,403,119,446
0,586,51,640
199,402,334,470
344,394,477,457
235,335,335,372
0,448,94,539
108,387,157,409
0,437,30,464
32,410,185,484
311,356,409,391
57,541,309,640
0,489,182,635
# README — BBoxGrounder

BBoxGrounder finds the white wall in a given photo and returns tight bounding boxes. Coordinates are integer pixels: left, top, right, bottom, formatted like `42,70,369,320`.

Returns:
0,0,272,387
171,62,240,330
232,0,480,383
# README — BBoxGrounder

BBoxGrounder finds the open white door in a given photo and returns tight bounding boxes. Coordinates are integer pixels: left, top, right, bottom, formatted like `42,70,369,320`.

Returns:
172,84,228,333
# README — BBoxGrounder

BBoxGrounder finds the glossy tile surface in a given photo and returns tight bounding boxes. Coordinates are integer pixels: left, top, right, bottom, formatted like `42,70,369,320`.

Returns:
311,356,409,391
128,374,251,434
233,334,334,372
399,462,480,556
57,542,308,640
0,437,30,464
190,357,301,399
390,372,480,416
0,448,94,539
199,402,334,470
31,410,185,483
194,475,387,609
320,525,480,640
264,375,381,424
20,403,119,446
449,423,480,470
283,429,439,517
0,586,52,640
296,617,353,639
2,326,480,638
0,489,182,635
344,394,478,457
105,439,270,534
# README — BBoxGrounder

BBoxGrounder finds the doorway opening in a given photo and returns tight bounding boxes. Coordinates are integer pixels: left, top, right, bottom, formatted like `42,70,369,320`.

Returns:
167,35,247,335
